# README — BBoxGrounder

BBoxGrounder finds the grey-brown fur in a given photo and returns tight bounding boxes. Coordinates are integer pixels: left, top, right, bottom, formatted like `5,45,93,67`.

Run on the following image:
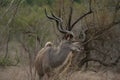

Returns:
34,40,80,80
34,41,53,78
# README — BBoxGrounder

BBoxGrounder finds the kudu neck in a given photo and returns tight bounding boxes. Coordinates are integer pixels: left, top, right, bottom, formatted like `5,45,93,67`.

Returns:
51,40,72,68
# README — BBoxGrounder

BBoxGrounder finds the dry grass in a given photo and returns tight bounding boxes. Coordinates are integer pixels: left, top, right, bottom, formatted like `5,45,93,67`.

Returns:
0,66,38,80
69,71,120,80
0,66,120,80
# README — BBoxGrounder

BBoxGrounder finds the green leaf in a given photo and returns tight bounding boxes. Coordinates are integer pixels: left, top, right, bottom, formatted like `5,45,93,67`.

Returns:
74,0,81,4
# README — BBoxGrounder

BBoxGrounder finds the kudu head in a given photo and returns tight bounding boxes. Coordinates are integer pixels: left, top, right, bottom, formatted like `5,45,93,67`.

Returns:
45,9,81,53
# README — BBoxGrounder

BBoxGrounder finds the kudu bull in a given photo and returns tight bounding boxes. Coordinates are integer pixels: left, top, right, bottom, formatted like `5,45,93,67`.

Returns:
34,9,81,80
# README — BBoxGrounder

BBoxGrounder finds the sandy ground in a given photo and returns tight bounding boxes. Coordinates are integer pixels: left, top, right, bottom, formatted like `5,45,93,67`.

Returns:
0,66,120,80
0,66,32,80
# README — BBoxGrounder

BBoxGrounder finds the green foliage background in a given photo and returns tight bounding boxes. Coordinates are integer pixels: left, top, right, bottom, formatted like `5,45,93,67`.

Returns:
0,0,119,66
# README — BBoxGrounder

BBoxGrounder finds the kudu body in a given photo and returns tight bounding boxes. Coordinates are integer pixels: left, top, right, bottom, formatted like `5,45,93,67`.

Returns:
35,40,80,79
34,9,82,80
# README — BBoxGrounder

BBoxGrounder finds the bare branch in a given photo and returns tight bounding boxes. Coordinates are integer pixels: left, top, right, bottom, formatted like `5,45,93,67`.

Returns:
23,31,41,44
7,0,22,26
18,39,30,54
82,2,120,44
4,0,22,58
113,1,120,22
70,0,93,30
4,33,10,58
79,56,120,68
0,0,15,20
83,20,120,45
